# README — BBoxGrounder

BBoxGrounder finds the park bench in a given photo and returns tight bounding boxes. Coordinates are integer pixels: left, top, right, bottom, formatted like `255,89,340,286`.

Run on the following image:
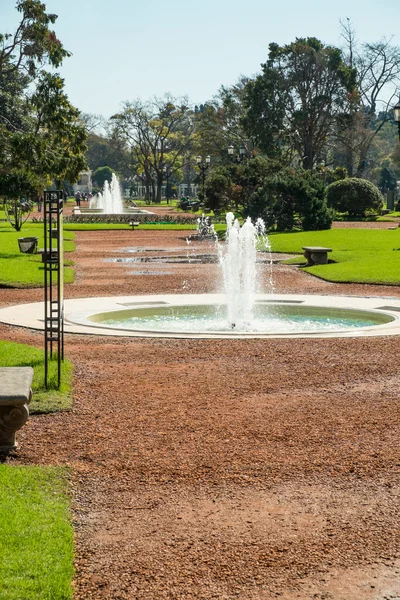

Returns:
0,367,33,451
302,246,332,266
37,249,58,263
129,221,140,230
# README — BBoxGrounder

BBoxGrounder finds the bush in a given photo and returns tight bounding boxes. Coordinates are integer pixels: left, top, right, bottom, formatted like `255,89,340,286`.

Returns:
326,178,383,217
204,168,233,213
64,213,200,225
245,169,333,232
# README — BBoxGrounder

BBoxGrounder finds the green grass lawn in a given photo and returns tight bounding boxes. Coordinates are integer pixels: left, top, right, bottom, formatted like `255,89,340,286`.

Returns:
269,228,400,285
0,341,73,413
0,223,75,287
0,465,74,600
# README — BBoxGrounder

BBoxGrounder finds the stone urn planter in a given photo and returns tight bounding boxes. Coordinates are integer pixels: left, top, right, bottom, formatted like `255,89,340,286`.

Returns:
18,237,38,254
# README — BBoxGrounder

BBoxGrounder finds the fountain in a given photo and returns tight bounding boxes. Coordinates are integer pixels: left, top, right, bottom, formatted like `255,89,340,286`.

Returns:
0,213,399,338
81,173,154,216
90,173,124,213
61,214,397,337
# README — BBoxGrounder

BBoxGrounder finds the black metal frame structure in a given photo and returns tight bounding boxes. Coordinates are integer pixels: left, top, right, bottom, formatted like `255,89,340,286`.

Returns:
43,190,64,388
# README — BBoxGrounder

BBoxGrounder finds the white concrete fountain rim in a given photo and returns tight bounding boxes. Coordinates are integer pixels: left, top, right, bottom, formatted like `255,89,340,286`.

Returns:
1,293,400,339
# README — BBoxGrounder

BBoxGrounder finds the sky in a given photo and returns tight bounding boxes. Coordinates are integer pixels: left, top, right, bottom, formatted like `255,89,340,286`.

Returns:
2,0,400,118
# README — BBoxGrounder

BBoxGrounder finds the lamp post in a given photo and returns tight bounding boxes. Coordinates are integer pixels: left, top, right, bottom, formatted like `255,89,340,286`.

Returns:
196,155,211,198
228,143,247,162
163,165,172,204
393,101,400,142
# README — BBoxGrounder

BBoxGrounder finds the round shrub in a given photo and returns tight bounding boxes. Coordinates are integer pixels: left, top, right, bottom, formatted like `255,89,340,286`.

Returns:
326,178,383,217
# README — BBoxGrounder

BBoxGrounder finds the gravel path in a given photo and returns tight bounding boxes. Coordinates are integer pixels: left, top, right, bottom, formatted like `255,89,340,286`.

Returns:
1,228,400,599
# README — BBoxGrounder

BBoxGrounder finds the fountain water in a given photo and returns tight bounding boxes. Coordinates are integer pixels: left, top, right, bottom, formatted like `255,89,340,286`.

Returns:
90,173,124,214
220,213,270,329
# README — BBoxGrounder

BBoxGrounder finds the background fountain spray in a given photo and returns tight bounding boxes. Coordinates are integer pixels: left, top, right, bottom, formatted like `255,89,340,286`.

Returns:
90,173,124,214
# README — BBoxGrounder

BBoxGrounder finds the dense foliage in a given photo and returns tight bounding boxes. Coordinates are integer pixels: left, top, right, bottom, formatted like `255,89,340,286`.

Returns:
0,0,87,229
242,38,357,169
92,166,114,188
245,169,333,231
325,178,384,217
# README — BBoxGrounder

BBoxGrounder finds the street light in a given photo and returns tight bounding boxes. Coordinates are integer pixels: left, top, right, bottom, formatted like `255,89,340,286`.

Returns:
163,165,172,204
228,143,247,162
393,100,400,142
196,155,211,198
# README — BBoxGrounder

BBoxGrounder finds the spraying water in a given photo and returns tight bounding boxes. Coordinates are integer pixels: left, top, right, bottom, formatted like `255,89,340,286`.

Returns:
90,173,124,214
219,212,272,330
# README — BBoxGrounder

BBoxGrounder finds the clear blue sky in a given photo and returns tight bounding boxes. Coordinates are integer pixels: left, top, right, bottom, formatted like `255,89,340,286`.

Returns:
2,0,400,118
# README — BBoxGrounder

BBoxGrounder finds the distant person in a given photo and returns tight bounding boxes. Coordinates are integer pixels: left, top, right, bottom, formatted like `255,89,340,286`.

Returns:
37,195,43,212
75,191,81,207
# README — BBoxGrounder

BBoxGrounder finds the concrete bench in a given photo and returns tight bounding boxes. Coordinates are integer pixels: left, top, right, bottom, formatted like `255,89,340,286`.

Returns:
37,249,58,263
302,246,332,266
129,221,140,230
0,367,33,451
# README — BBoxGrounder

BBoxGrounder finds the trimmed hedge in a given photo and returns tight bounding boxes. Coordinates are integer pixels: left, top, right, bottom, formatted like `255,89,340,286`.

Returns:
326,178,384,217
61,214,200,225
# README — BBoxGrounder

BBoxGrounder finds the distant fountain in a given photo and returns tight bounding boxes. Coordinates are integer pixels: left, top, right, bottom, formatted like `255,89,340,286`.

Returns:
219,212,271,329
90,173,124,214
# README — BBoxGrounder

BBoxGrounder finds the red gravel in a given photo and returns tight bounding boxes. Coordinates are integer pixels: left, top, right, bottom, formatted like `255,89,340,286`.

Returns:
1,225,400,599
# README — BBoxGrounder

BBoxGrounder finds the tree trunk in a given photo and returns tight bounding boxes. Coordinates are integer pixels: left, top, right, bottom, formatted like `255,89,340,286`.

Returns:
156,174,163,203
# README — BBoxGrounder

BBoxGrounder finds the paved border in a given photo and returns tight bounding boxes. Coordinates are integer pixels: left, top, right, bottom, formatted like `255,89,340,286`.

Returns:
1,294,400,339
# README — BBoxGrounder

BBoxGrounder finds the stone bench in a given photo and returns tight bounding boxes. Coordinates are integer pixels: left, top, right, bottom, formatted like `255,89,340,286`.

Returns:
302,246,332,266
0,367,33,451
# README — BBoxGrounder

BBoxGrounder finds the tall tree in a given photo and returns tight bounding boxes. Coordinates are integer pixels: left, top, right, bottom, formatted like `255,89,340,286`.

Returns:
193,77,251,163
0,1,87,198
0,0,69,78
111,95,194,202
338,20,400,176
243,38,357,169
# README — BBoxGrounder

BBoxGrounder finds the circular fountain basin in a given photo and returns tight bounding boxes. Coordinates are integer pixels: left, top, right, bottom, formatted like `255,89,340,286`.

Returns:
1,294,400,339
83,302,393,336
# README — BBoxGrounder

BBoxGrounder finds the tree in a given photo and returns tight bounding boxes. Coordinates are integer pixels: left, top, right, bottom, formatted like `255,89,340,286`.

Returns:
204,168,234,213
245,169,333,231
205,156,279,213
110,95,194,203
0,171,36,231
0,1,69,79
92,166,114,189
193,77,251,164
243,38,357,169
0,1,87,202
86,132,129,174
337,21,400,176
